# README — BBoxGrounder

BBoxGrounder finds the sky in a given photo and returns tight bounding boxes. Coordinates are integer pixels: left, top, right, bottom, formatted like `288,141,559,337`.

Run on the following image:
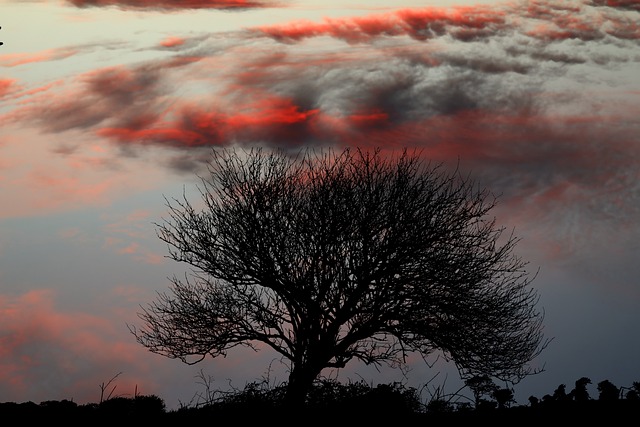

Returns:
1,0,639,411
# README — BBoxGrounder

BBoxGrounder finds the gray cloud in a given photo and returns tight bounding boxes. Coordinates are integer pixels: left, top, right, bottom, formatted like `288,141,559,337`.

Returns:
66,0,281,11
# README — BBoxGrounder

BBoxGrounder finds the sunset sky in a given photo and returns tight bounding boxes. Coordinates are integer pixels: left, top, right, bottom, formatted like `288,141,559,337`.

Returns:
1,0,639,410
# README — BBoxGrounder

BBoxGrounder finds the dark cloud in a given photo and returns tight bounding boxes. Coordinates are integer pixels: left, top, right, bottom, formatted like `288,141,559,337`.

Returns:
5,0,639,212
21,65,164,134
66,0,280,10
163,152,212,174
589,0,640,12
505,44,588,65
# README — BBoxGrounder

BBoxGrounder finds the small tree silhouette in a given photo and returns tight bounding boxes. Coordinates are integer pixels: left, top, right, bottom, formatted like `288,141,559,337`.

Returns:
597,380,620,401
493,387,515,409
625,382,640,400
552,383,569,402
465,374,497,408
570,377,591,402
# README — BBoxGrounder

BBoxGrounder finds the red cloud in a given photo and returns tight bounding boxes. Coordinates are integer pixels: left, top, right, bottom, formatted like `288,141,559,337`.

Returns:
97,95,321,147
0,47,79,67
159,36,185,48
66,0,277,10
0,78,16,98
255,5,509,43
255,1,640,44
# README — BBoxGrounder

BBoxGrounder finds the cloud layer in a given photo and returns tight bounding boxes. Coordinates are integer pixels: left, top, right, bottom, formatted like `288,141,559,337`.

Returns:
5,1,637,151
4,1,637,216
1,0,639,312
2,2,638,250
0,290,147,404
65,0,280,10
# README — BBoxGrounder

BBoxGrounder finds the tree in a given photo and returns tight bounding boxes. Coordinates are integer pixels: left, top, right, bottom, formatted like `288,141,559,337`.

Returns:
493,387,515,409
597,380,620,401
570,377,591,402
552,383,568,401
465,375,497,408
129,147,548,407
625,382,640,400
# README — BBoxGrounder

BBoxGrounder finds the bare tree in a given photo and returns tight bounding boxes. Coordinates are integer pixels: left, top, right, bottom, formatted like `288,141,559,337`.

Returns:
465,374,497,408
129,147,548,407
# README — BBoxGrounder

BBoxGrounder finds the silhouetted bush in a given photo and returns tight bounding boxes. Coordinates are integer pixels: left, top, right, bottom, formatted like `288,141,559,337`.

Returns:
2,377,640,421
597,380,620,401
571,377,592,401
425,397,456,414
167,378,422,420
98,395,166,417
306,380,423,415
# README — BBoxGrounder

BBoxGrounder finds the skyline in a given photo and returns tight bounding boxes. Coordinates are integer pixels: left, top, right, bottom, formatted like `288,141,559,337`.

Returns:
1,0,639,410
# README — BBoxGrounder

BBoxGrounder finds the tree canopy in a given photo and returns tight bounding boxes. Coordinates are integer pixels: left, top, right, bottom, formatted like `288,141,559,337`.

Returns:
130,147,548,405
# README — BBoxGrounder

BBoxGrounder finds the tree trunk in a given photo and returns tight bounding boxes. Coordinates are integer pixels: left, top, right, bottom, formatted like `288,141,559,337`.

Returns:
284,363,321,410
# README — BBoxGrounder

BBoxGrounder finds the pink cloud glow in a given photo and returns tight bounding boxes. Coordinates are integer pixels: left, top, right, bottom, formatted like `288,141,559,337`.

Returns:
0,78,16,98
159,36,186,48
0,290,158,404
0,48,79,67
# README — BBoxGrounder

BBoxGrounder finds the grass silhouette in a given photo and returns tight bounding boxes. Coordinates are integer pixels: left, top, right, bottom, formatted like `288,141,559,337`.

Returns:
1,377,639,422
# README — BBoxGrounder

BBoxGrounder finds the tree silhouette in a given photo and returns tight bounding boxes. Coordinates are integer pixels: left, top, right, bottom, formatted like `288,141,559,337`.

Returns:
130,147,548,407
552,383,569,402
597,380,619,401
465,375,497,408
570,377,591,402
493,387,515,409
625,382,640,400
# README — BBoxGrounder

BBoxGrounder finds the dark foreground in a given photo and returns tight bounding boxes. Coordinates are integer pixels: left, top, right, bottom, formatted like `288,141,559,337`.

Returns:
2,398,639,424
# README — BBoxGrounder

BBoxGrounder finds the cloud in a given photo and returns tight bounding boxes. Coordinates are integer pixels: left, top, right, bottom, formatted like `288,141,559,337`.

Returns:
589,0,640,12
5,1,637,150
101,209,168,265
0,287,305,408
3,0,639,262
253,5,511,44
159,36,186,48
253,0,640,45
0,124,180,219
0,78,17,98
0,290,157,404
0,80,63,105
97,94,323,147
4,64,166,134
0,47,80,67
65,0,281,11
